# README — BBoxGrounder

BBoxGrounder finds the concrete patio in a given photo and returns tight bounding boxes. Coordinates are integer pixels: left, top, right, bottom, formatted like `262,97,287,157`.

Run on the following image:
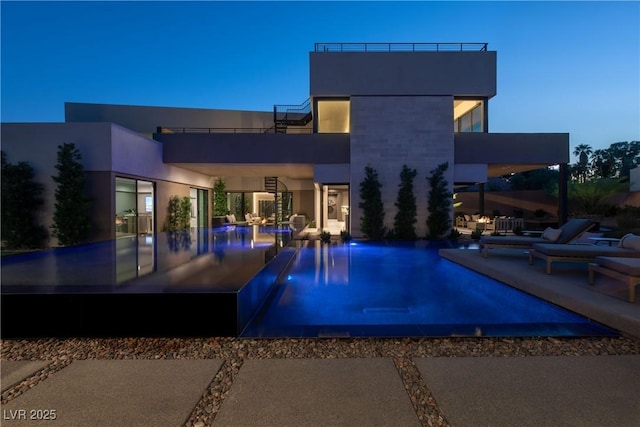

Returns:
439,246,640,337
1,348,638,427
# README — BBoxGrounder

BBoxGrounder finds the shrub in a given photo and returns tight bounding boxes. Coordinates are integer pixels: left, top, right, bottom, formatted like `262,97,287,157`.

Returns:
470,227,484,240
1,152,48,249
563,179,625,217
319,230,331,243
340,230,352,242
393,165,417,240
448,228,462,240
615,205,640,231
359,165,385,240
164,195,192,231
213,178,227,216
426,162,452,239
51,143,91,246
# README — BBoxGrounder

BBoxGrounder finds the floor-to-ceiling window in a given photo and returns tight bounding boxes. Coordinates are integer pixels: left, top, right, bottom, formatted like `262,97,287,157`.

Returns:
115,177,155,237
316,184,349,233
190,187,209,228
114,177,156,283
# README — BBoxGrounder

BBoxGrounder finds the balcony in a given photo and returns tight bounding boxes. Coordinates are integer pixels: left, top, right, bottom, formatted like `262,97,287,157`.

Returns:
314,42,488,52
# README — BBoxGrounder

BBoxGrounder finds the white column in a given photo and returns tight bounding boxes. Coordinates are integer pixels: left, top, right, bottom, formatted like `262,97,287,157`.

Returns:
314,182,322,229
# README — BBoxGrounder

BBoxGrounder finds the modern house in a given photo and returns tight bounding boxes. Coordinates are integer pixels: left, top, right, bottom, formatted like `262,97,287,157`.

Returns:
1,42,569,245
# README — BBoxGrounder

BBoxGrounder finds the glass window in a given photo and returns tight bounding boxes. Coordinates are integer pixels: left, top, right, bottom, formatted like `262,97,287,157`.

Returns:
453,99,484,133
460,113,472,133
317,100,350,133
472,105,483,132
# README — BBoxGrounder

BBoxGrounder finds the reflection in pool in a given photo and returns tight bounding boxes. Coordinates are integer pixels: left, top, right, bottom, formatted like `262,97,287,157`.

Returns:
1,225,293,294
242,241,617,338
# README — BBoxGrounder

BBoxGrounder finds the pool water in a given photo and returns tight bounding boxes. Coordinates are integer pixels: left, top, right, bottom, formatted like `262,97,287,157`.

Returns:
242,241,617,338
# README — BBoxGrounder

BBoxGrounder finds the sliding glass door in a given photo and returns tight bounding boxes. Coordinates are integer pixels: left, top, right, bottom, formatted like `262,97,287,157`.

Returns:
115,177,155,237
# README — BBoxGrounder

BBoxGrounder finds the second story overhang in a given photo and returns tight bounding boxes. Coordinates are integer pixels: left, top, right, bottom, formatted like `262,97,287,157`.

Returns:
455,132,570,177
157,132,350,178
310,43,496,98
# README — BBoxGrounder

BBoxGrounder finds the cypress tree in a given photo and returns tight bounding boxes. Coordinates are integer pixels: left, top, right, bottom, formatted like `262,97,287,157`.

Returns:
358,165,385,240
426,162,452,239
1,151,48,249
394,165,417,240
51,143,91,246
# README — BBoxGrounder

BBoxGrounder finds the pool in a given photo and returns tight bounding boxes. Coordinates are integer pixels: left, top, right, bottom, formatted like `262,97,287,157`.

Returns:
241,241,617,338
1,225,294,338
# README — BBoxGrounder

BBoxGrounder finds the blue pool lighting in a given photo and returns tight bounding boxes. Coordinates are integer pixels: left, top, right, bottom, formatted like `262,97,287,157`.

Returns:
241,241,617,338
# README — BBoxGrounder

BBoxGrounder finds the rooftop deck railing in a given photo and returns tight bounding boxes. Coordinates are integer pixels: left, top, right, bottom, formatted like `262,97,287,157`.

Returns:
314,42,488,52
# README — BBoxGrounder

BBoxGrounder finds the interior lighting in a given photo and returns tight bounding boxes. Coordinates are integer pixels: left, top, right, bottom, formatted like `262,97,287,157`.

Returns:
453,100,481,120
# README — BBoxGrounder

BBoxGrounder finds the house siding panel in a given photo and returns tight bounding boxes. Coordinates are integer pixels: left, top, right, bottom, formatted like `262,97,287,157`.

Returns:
350,96,454,238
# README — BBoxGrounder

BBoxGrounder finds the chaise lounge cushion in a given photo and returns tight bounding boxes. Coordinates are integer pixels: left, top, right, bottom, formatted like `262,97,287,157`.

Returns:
541,227,562,242
619,233,640,251
531,243,640,258
480,218,594,248
594,256,640,276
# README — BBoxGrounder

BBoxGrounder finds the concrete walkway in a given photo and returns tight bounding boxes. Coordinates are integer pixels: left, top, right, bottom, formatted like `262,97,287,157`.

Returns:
2,355,639,426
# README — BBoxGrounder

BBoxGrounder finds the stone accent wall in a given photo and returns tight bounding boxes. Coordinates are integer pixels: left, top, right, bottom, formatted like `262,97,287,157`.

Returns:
349,96,454,238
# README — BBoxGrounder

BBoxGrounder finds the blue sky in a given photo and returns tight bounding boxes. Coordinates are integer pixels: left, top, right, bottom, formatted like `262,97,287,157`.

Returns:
1,1,638,155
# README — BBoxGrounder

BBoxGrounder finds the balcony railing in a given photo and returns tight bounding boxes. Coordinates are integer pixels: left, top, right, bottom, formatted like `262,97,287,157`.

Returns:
156,127,312,134
314,42,488,52
273,98,312,126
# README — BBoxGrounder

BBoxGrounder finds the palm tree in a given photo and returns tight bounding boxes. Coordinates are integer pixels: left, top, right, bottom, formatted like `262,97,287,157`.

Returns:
572,144,592,183
573,144,593,163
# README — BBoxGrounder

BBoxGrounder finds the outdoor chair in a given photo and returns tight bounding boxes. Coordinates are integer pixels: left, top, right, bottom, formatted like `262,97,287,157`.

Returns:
479,218,594,258
529,233,640,275
588,256,640,303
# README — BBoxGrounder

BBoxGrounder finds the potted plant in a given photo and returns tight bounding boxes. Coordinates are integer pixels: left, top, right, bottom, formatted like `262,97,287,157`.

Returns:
470,226,484,241
319,230,331,243
340,230,352,242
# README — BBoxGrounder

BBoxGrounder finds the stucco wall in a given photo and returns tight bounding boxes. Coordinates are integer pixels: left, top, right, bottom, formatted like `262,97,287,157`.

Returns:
111,124,214,188
156,181,193,231
2,123,114,245
454,132,569,165
66,102,273,134
349,96,454,238
310,51,496,97
1,122,215,245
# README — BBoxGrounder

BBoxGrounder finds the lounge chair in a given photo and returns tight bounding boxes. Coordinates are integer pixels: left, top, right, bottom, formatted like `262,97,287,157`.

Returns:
479,218,594,258
588,256,640,303
529,233,640,274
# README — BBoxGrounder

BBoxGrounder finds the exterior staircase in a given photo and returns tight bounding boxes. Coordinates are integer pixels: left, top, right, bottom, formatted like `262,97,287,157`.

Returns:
273,98,312,133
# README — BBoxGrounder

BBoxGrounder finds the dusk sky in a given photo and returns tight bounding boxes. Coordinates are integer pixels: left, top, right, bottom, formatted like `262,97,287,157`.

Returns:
1,1,638,157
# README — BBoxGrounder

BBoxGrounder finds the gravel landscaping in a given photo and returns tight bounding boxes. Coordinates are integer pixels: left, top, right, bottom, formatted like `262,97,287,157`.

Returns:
2,335,639,427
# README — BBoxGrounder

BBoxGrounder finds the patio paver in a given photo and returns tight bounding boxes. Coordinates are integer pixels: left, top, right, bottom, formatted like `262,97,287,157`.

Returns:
0,359,222,427
415,355,640,427
1,361,51,392
213,358,420,427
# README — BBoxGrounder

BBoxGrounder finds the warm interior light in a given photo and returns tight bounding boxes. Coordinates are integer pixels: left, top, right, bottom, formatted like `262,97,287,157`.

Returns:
318,100,350,133
453,100,481,120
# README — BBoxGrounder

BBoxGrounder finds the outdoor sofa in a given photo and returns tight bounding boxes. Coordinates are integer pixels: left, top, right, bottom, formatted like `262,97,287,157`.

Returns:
479,218,594,258
588,256,640,303
528,233,640,275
